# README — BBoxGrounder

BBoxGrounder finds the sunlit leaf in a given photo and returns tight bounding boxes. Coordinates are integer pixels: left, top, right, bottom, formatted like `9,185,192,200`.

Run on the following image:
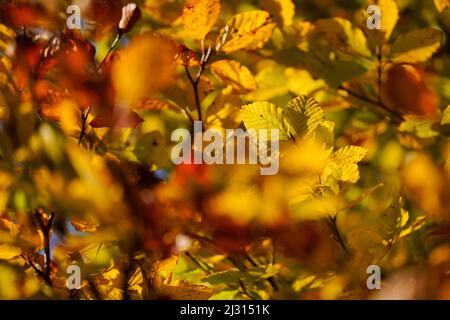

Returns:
182,0,221,40
219,10,276,53
259,0,295,27
211,59,257,94
364,0,399,46
112,34,177,105
389,28,442,63
241,101,291,140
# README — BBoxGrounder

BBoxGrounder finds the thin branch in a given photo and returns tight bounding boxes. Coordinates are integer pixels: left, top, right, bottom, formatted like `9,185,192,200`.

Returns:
78,107,91,145
98,34,122,71
185,251,213,274
328,215,350,256
184,43,214,129
184,66,203,127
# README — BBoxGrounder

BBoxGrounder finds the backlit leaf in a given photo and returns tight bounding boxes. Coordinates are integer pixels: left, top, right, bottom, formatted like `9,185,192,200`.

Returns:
182,0,221,40
242,101,291,140
364,0,399,46
259,0,295,27
219,10,276,53
112,34,177,105
389,28,442,63
211,59,257,94
434,0,450,12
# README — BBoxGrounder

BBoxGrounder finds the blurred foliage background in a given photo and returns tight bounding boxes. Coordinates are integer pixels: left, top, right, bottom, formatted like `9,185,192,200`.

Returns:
0,0,450,300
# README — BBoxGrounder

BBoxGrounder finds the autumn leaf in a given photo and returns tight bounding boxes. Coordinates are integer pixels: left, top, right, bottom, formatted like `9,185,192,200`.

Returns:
112,33,177,105
315,18,372,58
382,64,439,117
389,28,442,63
182,0,221,40
284,95,325,139
218,10,276,53
321,145,368,190
434,0,450,12
259,0,295,27
90,108,143,128
241,101,291,140
210,59,257,94
364,0,399,46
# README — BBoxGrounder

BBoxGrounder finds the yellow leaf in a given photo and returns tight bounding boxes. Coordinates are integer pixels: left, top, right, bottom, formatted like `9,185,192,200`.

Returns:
364,0,399,46
434,0,450,12
284,95,325,138
389,28,442,63
242,101,290,140
71,218,99,232
333,145,367,164
182,0,221,40
0,244,21,260
321,146,368,188
285,68,325,97
281,140,332,175
259,0,295,27
210,59,257,94
0,171,12,212
0,24,15,39
219,10,276,53
245,63,289,101
159,283,213,300
315,18,372,57
205,92,242,130
112,34,177,105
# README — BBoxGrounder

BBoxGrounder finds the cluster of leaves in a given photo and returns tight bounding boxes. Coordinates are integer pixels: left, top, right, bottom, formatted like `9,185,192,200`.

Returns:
0,0,450,300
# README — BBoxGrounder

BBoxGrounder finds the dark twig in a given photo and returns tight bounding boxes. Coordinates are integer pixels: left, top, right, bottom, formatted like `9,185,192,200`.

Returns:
328,215,350,256
184,41,214,129
78,107,91,145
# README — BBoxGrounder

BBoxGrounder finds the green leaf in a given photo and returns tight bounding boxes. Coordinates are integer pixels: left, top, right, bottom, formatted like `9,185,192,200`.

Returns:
202,269,241,285
389,28,442,63
209,289,239,300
